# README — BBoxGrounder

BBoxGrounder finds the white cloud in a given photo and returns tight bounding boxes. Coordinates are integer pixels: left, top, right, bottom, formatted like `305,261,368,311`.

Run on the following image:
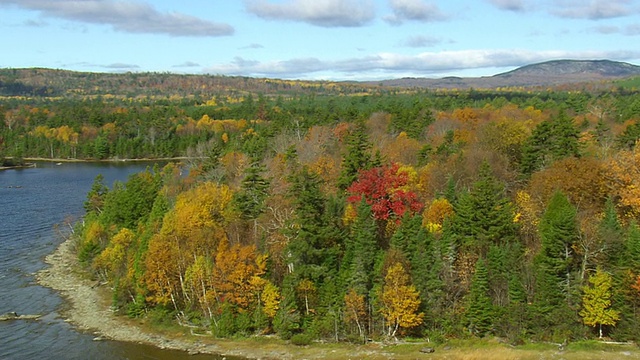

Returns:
0,0,234,36
384,0,447,25
625,24,640,35
401,35,444,48
101,63,140,70
240,43,265,49
245,0,375,27
204,49,640,80
173,61,200,68
589,25,621,34
486,0,527,12
551,0,636,20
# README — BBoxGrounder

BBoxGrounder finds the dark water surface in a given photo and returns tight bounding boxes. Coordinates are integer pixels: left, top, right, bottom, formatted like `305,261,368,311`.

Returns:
0,162,227,360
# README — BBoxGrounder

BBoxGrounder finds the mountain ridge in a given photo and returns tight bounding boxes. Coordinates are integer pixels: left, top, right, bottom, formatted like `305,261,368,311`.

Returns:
375,59,640,89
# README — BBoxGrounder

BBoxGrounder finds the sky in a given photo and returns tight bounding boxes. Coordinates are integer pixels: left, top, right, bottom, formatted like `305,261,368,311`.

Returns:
1,0,640,81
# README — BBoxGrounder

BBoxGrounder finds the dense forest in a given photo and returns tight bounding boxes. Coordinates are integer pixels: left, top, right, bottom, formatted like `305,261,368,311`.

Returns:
4,70,640,345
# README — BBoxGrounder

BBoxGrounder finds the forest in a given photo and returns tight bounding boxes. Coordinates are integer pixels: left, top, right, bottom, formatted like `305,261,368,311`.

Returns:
4,71,640,345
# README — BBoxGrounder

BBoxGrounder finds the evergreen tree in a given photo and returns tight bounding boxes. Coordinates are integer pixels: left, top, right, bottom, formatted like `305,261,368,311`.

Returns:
521,110,581,175
343,200,379,296
233,161,270,241
84,174,109,215
599,197,623,266
287,167,325,280
287,167,341,284
273,276,300,340
466,259,494,336
532,191,580,338
338,121,373,190
408,221,445,331
450,161,518,257
616,121,640,150
625,222,640,272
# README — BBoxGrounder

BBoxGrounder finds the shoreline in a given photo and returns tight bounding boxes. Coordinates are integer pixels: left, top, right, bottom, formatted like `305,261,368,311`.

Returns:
24,157,190,163
35,237,404,360
35,237,266,359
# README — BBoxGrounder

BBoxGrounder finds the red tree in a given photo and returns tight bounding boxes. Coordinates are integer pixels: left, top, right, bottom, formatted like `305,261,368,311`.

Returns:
347,163,423,221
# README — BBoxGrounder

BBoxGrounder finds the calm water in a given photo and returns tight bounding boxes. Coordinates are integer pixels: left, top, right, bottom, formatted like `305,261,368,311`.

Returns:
0,162,228,360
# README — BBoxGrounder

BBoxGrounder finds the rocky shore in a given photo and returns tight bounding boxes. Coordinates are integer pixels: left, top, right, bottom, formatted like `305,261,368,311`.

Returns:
35,238,272,359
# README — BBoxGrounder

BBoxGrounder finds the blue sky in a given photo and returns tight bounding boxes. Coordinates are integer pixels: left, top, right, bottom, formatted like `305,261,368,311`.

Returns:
1,0,640,80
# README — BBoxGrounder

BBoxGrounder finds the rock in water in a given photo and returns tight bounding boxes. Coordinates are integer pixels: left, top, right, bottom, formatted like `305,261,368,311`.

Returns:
0,312,41,321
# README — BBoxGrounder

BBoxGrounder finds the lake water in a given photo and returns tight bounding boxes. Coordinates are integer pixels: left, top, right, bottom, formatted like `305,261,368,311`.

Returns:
0,162,228,360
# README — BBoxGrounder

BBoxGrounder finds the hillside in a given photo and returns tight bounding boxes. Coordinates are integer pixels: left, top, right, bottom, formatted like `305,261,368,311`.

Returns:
0,68,374,98
2,60,640,97
376,59,640,89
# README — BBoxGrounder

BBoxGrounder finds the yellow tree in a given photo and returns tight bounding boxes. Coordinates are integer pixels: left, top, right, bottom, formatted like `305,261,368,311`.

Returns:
212,237,267,311
261,280,281,320
144,182,234,311
344,288,367,341
144,233,182,310
297,278,316,316
607,148,640,221
92,227,135,281
579,267,620,338
422,197,454,233
380,262,424,338
185,255,215,318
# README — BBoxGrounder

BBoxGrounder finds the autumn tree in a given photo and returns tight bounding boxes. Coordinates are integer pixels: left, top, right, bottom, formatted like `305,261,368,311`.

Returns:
261,281,281,321
346,163,423,227
344,288,367,342
380,262,424,338
422,197,454,233
580,268,620,338
211,237,267,311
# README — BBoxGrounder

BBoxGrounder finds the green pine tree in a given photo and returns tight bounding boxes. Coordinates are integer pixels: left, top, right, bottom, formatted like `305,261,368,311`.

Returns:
233,161,270,241
531,191,580,338
338,121,373,190
450,161,518,257
466,259,494,336
521,110,581,175
625,221,640,272
84,174,109,215
344,200,379,296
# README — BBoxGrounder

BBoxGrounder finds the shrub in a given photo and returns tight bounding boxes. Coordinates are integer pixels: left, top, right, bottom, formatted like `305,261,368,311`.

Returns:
291,333,313,346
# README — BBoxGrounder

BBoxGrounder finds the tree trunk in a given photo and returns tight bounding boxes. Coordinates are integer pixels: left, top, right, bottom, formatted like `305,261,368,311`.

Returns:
599,323,603,338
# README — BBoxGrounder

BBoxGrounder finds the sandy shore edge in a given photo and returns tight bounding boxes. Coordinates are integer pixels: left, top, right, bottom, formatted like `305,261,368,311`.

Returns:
35,237,284,359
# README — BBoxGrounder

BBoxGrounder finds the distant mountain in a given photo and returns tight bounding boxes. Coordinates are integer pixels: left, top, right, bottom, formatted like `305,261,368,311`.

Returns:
375,59,640,89
496,59,640,78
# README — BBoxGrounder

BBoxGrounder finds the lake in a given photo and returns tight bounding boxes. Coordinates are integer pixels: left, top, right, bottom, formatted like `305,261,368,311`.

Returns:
0,161,227,360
